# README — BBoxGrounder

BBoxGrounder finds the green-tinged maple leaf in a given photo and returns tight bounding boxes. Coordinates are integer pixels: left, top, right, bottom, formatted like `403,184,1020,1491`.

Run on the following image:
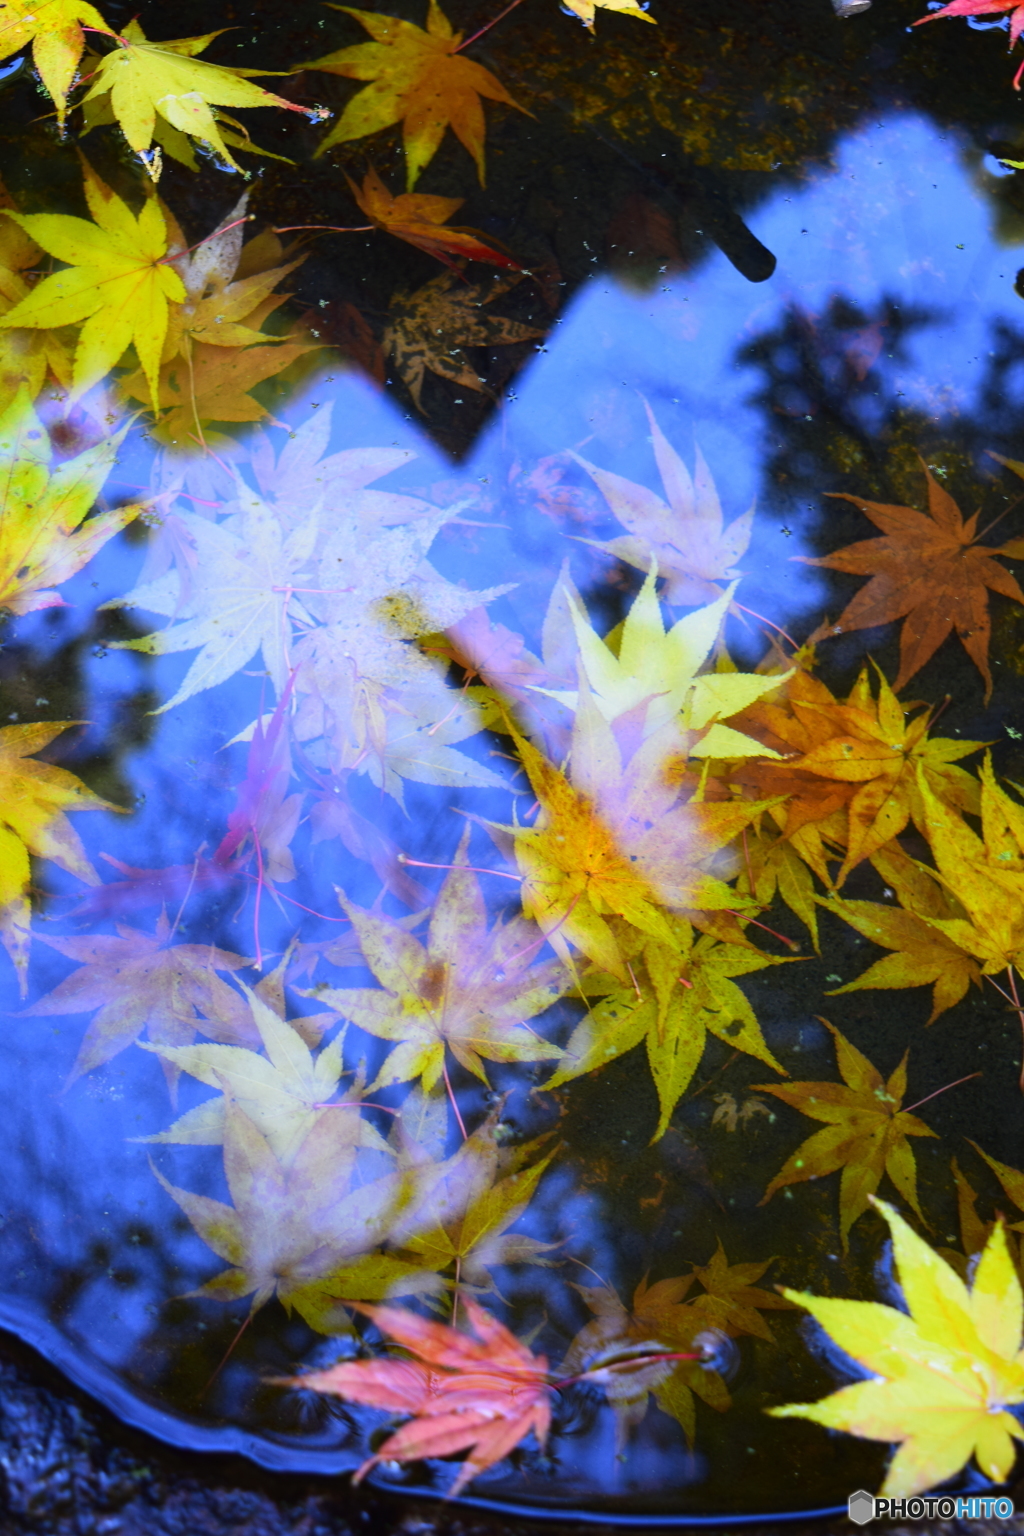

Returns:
755,1019,936,1250
305,0,526,188
817,841,983,1024
19,910,254,1091
137,981,387,1165
0,161,186,415
80,20,319,176
909,753,1024,978
103,481,319,713
574,401,750,606
152,1098,440,1331
0,0,112,128
0,385,143,616
279,1296,552,1495
0,721,116,995
546,915,789,1141
797,462,1024,702
538,570,788,757
562,1272,729,1447
383,272,544,413
305,830,567,1093
770,1199,1024,1498
686,1240,793,1341
0,211,73,410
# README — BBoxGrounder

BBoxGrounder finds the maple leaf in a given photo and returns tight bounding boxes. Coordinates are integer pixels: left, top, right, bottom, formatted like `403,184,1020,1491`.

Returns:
0,0,112,129
539,571,788,757
20,910,255,1092
103,481,318,713
686,1240,794,1342
305,830,567,1093
121,327,321,443
0,385,143,616
383,271,544,413
0,720,116,994
501,646,775,983
732,662,984,888
0,210,73,410
387,1117,558,1291
140,981,388,1166
280,1295,551,1494
306,0,525,188
562,1273,729,1447
754,1019,936,1250
770,1199,1024,1498
817,842,983,1025
546,915,790,1141
911,753,1024,980
347,168,522,270
152,1097,438,1331
558,0,657,31
574,401,752,606
796,461,1024,701
0,160,186,416
80,20,319,176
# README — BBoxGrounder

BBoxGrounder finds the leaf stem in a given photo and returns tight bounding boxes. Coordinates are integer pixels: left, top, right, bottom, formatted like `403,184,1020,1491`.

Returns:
272,224,374,234
454,0,526,51
902,1070,982,1115
442,1054,468,1140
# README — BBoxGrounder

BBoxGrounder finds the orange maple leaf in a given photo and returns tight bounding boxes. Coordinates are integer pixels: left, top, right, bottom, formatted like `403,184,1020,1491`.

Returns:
281,1297,551,1493
795,461,1024,700
348,167,521,270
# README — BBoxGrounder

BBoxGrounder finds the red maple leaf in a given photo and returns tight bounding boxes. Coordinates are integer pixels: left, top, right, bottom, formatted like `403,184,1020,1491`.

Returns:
914,0,1024,86
282,1298,551,1494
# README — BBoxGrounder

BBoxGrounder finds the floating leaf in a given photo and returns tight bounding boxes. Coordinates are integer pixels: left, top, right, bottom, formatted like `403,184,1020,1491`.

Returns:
306,0,525,187
771,1199,1024,1498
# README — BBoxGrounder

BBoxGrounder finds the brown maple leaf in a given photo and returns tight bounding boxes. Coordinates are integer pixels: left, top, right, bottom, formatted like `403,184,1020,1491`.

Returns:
796,461,1024,700
280,1296,552,1493
383,272,544,412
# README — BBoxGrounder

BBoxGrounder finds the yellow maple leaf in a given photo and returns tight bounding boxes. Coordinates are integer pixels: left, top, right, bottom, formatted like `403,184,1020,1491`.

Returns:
0,384,143,616
0,161,185,415
0,0,112,129
0,209,73,411
754,1019,936,1250
79,20,319,175
306,0,526,188
0,721,115,995
559,0,656,30
770,1199,1024,1498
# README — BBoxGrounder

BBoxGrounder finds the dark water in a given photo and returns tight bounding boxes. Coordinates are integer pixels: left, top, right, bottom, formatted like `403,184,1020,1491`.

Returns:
3,0,1024,1517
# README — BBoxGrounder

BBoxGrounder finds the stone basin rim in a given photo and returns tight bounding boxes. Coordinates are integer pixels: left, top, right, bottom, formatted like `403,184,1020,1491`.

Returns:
0,1297,848,1528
